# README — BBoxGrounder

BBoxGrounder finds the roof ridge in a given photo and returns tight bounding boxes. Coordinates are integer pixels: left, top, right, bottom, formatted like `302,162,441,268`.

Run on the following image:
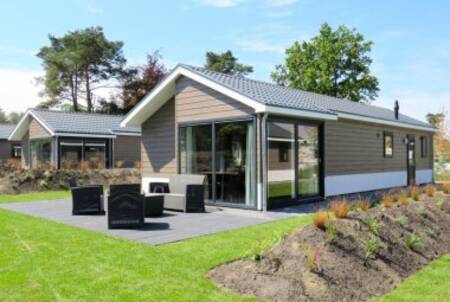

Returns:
31,108,126,118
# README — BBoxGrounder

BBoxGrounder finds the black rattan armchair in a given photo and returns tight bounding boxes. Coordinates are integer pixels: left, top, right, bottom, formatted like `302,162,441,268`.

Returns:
108,184,144,229
69,178,105,215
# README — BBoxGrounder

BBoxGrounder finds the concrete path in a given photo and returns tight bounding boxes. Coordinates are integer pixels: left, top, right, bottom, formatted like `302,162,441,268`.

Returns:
0,199,309,245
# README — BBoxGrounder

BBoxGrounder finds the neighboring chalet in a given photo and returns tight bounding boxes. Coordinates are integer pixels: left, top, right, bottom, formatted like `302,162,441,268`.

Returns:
0,124,21,160
9,109,141,169
121,64,436,210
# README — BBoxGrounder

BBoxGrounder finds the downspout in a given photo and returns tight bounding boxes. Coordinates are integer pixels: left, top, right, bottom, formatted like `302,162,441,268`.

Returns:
261,112,268,211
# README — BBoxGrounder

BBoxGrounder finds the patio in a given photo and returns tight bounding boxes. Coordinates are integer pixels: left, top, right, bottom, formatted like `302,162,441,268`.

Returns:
0,199,314,245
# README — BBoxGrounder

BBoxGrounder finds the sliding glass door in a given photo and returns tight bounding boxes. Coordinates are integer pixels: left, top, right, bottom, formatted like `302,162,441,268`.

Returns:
179,119,256,208
267,120,322,203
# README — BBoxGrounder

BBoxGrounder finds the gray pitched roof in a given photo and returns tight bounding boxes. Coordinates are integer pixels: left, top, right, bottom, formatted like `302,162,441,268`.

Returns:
180,64,433,129
31,109,141,136
0,124,16,140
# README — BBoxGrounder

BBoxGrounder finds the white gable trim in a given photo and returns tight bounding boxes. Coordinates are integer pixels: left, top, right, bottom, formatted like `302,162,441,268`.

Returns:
338,113,436,133
264,105,337,120
8,110,55,140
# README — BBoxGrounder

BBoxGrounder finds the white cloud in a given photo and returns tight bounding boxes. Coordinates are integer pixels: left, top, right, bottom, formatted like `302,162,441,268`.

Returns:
0,69,43,114
86,5,104,14
196,0,242,7
265,0,298,7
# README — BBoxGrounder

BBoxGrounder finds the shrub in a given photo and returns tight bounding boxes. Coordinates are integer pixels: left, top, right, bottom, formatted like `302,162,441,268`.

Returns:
326,221,337,241
363,238,380,261
382,194,394,208
134,160,142,169
356,199,371,212
330,200,350,219
443,183,450,194
80,161,90,172
404,233,422,250
409,186,421,201
364,217,380,235
313,211,329,230
424,184,436,197
397,191,409,205
115,160,124,168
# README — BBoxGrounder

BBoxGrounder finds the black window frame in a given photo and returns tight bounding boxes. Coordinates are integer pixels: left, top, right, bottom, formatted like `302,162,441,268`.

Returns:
278,142,290,163
11,144,22,159
383,131,394,158
420,136,428,158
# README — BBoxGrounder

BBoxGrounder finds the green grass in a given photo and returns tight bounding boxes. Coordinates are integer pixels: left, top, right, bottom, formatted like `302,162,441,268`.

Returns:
374,254,450,302
0,190,70,204
0,208,311,302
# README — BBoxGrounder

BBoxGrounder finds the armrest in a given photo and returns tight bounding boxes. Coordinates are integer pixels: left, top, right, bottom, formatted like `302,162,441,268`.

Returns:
185,184,204,199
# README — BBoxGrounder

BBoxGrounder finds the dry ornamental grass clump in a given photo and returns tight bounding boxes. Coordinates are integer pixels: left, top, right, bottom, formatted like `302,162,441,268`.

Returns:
397,191,409,205
425,184,436,197
442,183,450,195
382,194,394,208
356,199,371,212
409,186,421,201
313,211,329,230
330,200,350,218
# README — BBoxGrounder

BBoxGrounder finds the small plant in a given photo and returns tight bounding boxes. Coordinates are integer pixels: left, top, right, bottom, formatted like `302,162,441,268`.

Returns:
416,206,427,218
363,238,380,261
404,233,422,250
364,217,380,235
424,184,436,197
436,198,446,209
356,199,371,212
115,160,124,169
313,211,329,230
409,186,421,201
329,200,350,219
394,215,408,227
251,241,266,261
397,191,409,205
424,227,435,237
304,244,323,272
326,221,337,241
382,194,394,208
443,183,450,194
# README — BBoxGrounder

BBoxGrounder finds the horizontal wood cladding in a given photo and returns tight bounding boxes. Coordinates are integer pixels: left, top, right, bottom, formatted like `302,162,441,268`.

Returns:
29,117,51,139
0,140,12,160
325,119,433,176
141,98,177,176
175,76,254,123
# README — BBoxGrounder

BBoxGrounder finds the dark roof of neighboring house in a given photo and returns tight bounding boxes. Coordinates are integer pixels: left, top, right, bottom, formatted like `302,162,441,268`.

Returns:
180,64,434,130
0,123,16,140
30,109,141,136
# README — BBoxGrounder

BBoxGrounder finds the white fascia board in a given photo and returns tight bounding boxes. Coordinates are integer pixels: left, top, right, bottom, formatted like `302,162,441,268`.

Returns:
113,132,141,137
8,110,55,140
121,66,266,127
263,105,338,121
337,112,436,133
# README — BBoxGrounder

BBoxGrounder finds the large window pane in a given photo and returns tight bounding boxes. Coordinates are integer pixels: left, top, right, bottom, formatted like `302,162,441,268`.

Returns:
268,122,296,200
179,125,213,200
215,121,255,206
85,141,106,169
298,125,319,196
60,139,82,169
31,139,52,168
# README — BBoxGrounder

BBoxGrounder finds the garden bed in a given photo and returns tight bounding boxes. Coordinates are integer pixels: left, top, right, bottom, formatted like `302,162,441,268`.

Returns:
209,186,450,302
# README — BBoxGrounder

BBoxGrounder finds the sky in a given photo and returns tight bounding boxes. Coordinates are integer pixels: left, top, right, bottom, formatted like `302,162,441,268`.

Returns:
0,0,449,122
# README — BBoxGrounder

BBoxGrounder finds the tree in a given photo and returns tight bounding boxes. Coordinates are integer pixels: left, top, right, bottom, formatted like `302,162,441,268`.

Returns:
204,50,253,76
120,51,167,113
426,112,445,128
427,111,450,161
37,26,126,112
0,107,8,123
7,112,24,124
271,23,379,103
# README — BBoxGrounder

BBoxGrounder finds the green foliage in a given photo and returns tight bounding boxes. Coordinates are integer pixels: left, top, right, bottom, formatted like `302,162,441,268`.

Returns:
272,23,379,103
205,50,253,76
363,237,380,260
326,220,337,241
364,217,380,235
404,233,422,250
394,215,409,227
37,26,126,112
0,107,9,123
0,191,70,204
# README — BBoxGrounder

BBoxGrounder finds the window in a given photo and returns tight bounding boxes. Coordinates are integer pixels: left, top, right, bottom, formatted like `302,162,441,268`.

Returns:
278,143,290,162
11,145,22,159
383,132,393,157
421,136,428,158
30,139,52,168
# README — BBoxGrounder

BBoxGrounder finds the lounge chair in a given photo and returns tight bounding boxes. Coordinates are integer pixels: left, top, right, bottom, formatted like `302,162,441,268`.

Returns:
69,178,105,215
164,175,206,212
108,184,144,229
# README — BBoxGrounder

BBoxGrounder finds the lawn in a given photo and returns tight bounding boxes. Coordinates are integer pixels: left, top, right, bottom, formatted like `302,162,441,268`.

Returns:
0,190,70,204
0,207,311,302
374,254,450,302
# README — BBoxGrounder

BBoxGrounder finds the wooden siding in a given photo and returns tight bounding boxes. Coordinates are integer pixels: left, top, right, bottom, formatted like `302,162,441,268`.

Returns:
114,135,141,168
29,117,51,139
324,119,433,176
21,131,30,168
0,140,12,160
175,77,254,123
141,98,177,176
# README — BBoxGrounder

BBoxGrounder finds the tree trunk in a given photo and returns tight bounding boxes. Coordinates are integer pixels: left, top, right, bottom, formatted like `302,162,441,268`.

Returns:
71,73,79,112
85,69,92,112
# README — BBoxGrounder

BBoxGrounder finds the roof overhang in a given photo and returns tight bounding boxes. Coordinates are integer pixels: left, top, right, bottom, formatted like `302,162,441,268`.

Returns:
8,110,55,141
337,112,437,133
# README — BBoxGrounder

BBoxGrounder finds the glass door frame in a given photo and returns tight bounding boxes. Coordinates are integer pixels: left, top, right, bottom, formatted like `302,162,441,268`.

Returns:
406,135,416,186
177,115,258,209
266,117,324,203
